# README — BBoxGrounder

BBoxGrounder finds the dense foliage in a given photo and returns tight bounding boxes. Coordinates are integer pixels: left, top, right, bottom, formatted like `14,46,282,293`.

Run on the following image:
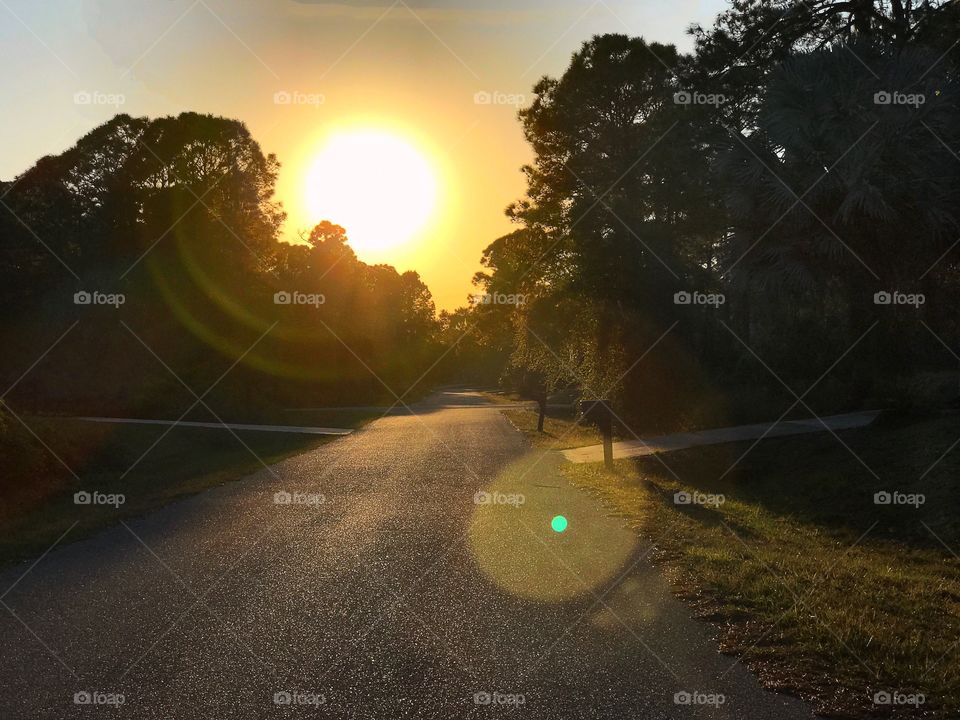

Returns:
452,0,960,431
0,113,440,418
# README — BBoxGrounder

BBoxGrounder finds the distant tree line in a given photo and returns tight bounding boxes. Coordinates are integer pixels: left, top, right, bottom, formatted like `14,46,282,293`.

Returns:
444,0,960,431
0,112,439,419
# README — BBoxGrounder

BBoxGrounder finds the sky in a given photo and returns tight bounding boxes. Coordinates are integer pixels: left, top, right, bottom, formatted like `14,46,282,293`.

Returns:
0,0,728,309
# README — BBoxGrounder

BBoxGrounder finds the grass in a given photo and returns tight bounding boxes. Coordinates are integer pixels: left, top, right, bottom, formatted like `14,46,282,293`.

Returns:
0,409,374,565
486,395,611,450
541,408,960,717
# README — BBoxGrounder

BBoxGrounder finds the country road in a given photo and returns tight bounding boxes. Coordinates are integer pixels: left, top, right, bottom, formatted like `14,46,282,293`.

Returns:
0,390,815,719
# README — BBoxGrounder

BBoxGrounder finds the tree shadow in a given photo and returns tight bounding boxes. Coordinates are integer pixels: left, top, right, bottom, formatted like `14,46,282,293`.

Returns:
632,414,960,550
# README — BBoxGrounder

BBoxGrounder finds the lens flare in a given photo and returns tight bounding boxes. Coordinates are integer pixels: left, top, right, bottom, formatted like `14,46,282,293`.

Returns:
468,454,636,602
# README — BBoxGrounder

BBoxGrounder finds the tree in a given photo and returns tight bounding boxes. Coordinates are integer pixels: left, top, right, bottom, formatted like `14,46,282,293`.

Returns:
0,115,443,416
474,35,724,427
688,0,959,125
722,45,958,284
471,18,959,427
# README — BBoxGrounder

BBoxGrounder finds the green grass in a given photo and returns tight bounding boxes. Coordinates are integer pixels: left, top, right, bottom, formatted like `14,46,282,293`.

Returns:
560,412,960,717
0,410,373,564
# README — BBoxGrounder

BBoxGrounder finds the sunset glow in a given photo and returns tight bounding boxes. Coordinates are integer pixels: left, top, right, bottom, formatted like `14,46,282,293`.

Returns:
304,129,438,261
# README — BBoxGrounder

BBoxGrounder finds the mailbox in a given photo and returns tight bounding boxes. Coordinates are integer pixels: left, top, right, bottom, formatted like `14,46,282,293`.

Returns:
578,399,614,468
578,399,612,427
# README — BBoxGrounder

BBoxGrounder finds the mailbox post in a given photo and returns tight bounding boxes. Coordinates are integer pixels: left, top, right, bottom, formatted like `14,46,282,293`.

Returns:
579,399,614,469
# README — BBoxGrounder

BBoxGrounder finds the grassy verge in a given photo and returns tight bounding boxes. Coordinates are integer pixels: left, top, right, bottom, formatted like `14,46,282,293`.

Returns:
0,409,374,565
486,398,610,450
554,411,960,717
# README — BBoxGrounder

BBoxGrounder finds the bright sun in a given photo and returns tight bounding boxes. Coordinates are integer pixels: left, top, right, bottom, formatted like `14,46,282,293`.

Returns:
304,129,437,258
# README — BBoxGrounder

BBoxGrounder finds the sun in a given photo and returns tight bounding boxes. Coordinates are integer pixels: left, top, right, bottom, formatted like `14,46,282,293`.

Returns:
304,129,438,260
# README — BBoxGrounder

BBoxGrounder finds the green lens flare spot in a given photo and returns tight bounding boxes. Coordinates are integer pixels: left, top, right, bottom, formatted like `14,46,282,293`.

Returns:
551,515,568,533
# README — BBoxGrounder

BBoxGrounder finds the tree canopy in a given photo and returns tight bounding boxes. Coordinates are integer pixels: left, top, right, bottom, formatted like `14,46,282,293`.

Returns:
0,113,442,417
457,0,960,431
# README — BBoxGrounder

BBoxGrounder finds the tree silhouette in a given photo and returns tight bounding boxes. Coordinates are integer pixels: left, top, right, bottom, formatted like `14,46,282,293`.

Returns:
0,113,443,417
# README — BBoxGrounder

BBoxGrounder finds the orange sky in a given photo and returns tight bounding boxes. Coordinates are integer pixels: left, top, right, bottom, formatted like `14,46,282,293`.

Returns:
0,0,726,309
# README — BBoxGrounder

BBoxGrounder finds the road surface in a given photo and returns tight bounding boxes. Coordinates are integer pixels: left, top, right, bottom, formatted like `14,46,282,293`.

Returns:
0,390,815,719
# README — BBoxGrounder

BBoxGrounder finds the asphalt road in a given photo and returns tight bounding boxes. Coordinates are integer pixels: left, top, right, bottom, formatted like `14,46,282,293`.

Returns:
0,390,815,719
